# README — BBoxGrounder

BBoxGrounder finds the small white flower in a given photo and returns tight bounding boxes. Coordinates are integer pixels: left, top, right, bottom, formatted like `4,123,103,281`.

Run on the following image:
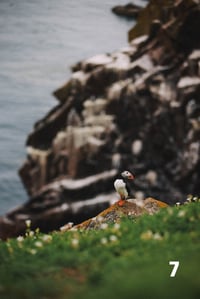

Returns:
153,233,163,240
100,237,108,245
71,238,79,248
60,222,74,231
35,241,43,248
60,226,66,232
175,202,181,206
25,219,31,227
17,236,24,242
186,195,192,202
42,235,52,243
113,223,120,230
192,197,198,202
109,235,118,242
100,223,108,230
178,210,186,218
29,231,34,237
29,249,37,255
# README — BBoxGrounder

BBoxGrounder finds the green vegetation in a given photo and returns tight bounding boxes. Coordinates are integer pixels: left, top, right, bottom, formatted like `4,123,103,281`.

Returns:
0,203,200,299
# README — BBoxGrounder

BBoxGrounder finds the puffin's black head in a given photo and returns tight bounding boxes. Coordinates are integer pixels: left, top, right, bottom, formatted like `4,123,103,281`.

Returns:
121,170,135,180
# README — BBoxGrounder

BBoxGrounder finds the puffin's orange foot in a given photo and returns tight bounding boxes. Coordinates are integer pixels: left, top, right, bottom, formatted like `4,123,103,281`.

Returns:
117,199,125,207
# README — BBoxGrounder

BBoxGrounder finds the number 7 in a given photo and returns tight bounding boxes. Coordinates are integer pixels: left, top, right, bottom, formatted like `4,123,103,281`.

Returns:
169,261,179,277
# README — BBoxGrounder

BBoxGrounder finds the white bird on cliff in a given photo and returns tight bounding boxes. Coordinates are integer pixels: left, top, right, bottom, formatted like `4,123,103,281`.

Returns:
114,170,135,206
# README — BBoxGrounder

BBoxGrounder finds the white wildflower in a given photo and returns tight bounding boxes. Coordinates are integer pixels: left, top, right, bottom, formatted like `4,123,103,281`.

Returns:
29,231,34,237
100,223,108,230
25,219,31,228
113,223,120,230
35,241,43,248
71,238,79,248
109,235,118,242
42,234,52,243
128,211,136,216
177,210,186,218
60,222,74,231
153,233,163,241
192,197,198,202
29,249,37,255
186,195,192,202
100,237,108,245
17,236,24,242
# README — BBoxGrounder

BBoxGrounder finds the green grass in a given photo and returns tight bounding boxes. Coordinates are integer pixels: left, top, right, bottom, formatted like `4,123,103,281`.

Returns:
0,203,200,299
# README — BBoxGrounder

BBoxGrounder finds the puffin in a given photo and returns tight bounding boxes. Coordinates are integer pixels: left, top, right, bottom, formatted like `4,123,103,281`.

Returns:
114,170,135,206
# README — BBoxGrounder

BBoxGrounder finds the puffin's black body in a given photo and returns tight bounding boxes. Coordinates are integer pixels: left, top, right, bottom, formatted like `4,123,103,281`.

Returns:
121,170,135,198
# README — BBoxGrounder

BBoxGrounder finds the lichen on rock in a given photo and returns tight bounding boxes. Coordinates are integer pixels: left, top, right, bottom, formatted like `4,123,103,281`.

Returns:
61,197,168,232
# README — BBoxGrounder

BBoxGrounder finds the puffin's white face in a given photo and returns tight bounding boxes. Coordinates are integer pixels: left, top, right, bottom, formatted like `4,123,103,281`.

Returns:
121,170,135,180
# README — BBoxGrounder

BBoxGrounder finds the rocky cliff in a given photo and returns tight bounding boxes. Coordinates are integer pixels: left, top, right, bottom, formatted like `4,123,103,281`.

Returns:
0,0,199,239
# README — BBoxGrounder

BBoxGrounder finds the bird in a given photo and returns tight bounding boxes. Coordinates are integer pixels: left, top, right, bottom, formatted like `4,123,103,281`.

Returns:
114,170,135,206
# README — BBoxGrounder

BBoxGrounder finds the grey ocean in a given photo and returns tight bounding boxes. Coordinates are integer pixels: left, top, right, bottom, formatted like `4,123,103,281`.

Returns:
0,0,141,215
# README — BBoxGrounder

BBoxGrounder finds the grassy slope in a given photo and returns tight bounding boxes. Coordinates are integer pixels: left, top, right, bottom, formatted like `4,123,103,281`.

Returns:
0,203,200,299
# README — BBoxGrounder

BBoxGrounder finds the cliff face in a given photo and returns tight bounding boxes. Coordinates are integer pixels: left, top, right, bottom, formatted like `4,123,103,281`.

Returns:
0,0,199,239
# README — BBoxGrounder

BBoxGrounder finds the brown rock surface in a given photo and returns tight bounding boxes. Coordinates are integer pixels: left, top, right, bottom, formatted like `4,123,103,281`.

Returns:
61,197,168,231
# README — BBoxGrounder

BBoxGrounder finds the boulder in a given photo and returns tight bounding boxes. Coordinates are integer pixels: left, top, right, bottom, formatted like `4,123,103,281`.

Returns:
61,197,169,232
112,3,142,18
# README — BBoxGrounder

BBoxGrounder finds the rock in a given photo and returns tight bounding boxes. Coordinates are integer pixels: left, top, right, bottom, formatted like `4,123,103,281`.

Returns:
1,0,200,240
177,77,200,89
112,3,142,18
61,197,168,231
20,0,200,208
75,54,113,72
0,171,117,240
17,1,200,205
128,0,200,43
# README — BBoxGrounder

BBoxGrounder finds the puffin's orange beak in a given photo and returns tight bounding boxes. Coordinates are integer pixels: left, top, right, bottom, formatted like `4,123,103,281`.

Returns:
128,173,135,180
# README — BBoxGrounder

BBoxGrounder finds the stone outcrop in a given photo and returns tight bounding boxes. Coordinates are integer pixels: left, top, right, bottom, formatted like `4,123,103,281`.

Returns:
0,0,199,240
112,3,142,18
60,197,168,232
